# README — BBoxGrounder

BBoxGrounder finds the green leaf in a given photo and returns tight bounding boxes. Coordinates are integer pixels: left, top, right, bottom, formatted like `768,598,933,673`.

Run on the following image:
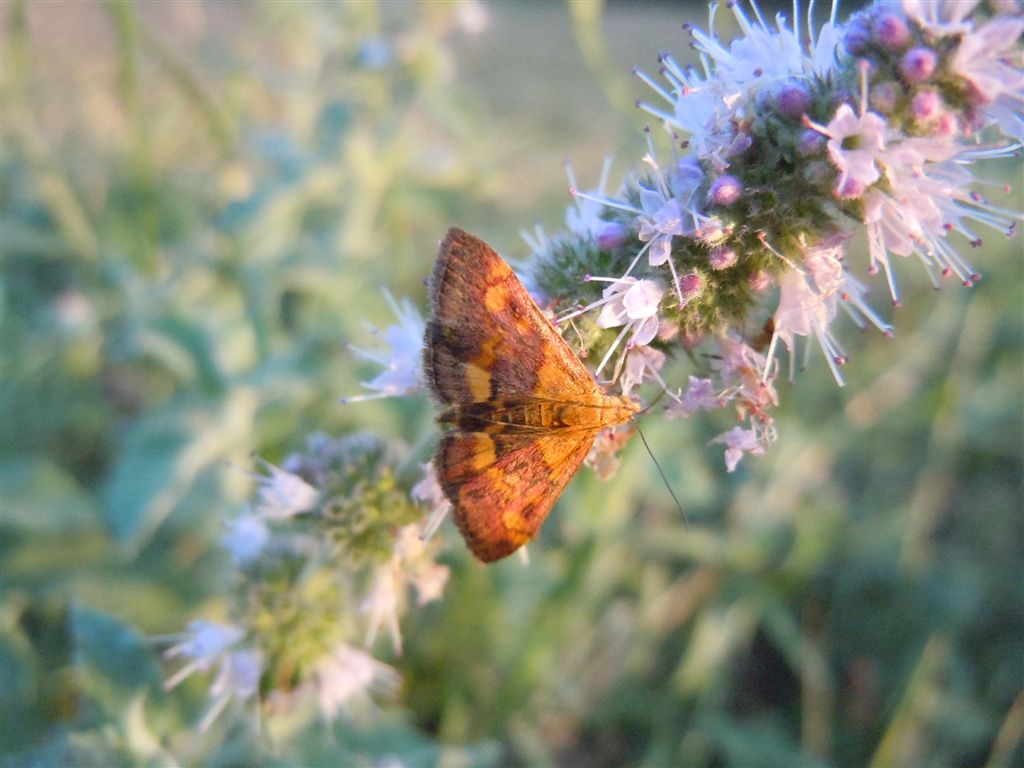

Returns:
71,606,162,695
0,458,98,534
101,389,258,549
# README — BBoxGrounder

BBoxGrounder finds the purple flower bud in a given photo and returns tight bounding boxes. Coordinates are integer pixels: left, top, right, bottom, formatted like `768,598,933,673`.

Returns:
776,81,810,120
900,47,937,84
911,89,942,122
708,246,738,270
935,112,959,136
748,270,772,293
843,17,871,56
596,221,628,250
679,271,704,299
798,129,826,156
872,12,910,51
869,81,900,114
708,174,743,206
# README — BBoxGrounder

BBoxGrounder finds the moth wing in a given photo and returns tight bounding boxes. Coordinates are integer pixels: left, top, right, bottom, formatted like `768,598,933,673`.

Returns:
437,428,597,562
424,228,599,405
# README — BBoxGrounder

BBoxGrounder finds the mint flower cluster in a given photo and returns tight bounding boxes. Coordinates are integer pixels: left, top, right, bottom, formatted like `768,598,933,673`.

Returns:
360,0,1020,475
521,0,1022,470
163,434,447,731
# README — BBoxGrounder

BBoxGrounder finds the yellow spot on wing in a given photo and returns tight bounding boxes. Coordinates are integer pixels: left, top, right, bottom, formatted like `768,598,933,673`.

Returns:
466,364,492,401
470,433,497,470
467,335,501,401
484,280,507,313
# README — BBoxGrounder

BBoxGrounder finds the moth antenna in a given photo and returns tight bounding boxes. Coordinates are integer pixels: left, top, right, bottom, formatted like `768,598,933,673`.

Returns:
630,416,689,529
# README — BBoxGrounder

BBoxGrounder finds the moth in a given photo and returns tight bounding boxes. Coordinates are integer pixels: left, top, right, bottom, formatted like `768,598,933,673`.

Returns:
423,228,639,562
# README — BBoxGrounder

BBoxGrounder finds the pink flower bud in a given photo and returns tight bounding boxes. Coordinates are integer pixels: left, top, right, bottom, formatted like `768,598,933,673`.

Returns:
748,270,772,292
679,271,704,299
776,81,810,120
708,246,738,270
900,47,937,84
843,17,871,56
911,89,942,122
873,12,910,51
708,174,743,206
597,221,628,250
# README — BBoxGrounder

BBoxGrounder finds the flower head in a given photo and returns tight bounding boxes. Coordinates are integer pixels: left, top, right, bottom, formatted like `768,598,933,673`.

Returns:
620,345,665,397
361,524,449,654
412,461,452,542
163,621,245,684
197,648,263,732
345,292,425,402
949,15,1024,104
252,459,320,520
314,645,400,721
596,278,663,345
902,0,978,38
822,105,887,199
666,376,723,418
712,426,766,472
586,426,634,481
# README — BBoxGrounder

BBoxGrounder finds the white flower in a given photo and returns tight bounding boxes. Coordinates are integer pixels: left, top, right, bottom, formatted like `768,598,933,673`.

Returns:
163,620,244,688
860,139,1020,303
712,426,766,472
253,459,319,520
197,648,263,732
949,15,1024,103
361,524,450,655
585,426,633,481
824,105,887,198
666,376,724,418
718,336,778,416
392,526,450,606
620,345,666,398
989,92,1024,142
773,266,843,380
596,278,663,346
903,0,979,38
345,292,425,402
314,645,400,722
222,513,270,566
411,461,452,542
637,191,686,266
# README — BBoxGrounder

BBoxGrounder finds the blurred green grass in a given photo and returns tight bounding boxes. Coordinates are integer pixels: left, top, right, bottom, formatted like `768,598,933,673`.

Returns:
1,1,1022,766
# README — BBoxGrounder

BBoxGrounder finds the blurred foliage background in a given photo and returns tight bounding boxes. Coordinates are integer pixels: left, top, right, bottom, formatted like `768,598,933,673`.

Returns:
1,1,1021,766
